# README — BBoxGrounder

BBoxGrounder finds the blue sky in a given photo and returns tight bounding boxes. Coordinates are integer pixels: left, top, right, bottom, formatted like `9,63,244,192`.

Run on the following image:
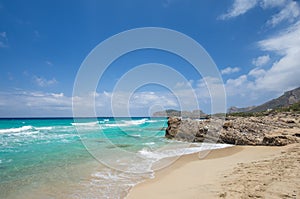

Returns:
0,0,300,117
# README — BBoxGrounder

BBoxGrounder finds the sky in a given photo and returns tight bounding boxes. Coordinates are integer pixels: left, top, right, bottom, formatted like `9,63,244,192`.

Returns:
0,0,300,117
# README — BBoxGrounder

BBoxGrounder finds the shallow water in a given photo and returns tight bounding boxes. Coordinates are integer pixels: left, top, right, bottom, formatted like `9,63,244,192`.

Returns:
0,117,229,198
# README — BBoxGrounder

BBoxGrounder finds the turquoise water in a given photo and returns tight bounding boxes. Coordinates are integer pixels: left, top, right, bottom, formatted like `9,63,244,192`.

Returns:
0,117,229,198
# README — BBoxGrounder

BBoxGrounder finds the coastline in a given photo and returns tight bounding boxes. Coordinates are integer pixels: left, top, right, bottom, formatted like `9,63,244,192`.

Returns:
127,143,300,199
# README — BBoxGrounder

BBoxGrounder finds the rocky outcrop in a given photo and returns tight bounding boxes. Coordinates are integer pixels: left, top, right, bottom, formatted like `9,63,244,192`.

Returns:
165,112,300,146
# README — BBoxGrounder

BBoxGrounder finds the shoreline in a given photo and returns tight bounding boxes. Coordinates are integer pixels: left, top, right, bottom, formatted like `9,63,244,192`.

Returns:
127,143,300,199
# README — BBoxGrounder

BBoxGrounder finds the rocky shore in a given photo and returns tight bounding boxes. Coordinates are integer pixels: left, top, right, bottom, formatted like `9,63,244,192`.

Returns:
166,112,300,146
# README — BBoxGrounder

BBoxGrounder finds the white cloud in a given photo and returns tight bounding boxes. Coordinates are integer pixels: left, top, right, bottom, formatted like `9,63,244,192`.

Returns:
219,0,300,107
33,76,58,87
248,67,266,78
218,25,300,111
224,75,253,98
220,0,300,27
51,93,64,98
253,51,300,91
258,21,300,54
226,75,248,87
0,90,72,117
266,1,300,27
252,55,270,66
221,67,240,75
0,89,181,117
259,0,286,9
219,0,258,20
130,91,178,107
226,21,300,93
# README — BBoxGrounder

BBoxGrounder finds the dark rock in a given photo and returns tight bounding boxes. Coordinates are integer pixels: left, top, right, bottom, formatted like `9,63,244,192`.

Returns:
286,119,295,123
262,136,297,146
223,121,233,129
294,133,300,137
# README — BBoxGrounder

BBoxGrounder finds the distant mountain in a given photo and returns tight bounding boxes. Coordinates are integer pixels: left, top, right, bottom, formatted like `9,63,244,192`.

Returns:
152,109,207,118
228,106,256,113
228,87,300,113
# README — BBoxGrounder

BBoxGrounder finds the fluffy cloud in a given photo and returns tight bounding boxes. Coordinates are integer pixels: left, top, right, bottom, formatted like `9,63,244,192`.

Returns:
248,67,266,78
252,55,270,66
226,21,300,94
221,67,240,75
258,21,300,54
254,21,300,91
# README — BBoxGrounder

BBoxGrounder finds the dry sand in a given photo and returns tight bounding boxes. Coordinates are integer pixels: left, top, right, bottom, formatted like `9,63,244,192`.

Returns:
127,143,300,199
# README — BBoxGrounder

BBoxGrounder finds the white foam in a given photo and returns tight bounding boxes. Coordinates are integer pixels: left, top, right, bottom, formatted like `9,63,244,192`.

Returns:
71,121,99,126
127,134,141,138
99,119,110,124
138,143,232,161
0,126,33,134
92,170,131,181
89,168,152,199
0,159,13,164
146,119,163,123
103,118,149,128
144,142,155,145
103,123,131,127
123,118,148,125
35,126,53,130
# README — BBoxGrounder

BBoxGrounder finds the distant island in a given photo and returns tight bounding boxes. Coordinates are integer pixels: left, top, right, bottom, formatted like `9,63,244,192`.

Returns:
152,109,208,119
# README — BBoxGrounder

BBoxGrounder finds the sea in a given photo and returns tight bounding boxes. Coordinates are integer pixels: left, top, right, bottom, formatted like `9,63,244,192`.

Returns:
0,117,230,199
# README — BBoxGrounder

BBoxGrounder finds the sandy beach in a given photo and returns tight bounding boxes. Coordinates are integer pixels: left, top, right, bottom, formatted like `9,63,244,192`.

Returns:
127,143,300,199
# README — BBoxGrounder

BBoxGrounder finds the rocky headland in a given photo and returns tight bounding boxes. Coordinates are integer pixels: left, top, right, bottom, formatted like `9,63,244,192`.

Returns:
228,86,300,113
165,112,300,146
